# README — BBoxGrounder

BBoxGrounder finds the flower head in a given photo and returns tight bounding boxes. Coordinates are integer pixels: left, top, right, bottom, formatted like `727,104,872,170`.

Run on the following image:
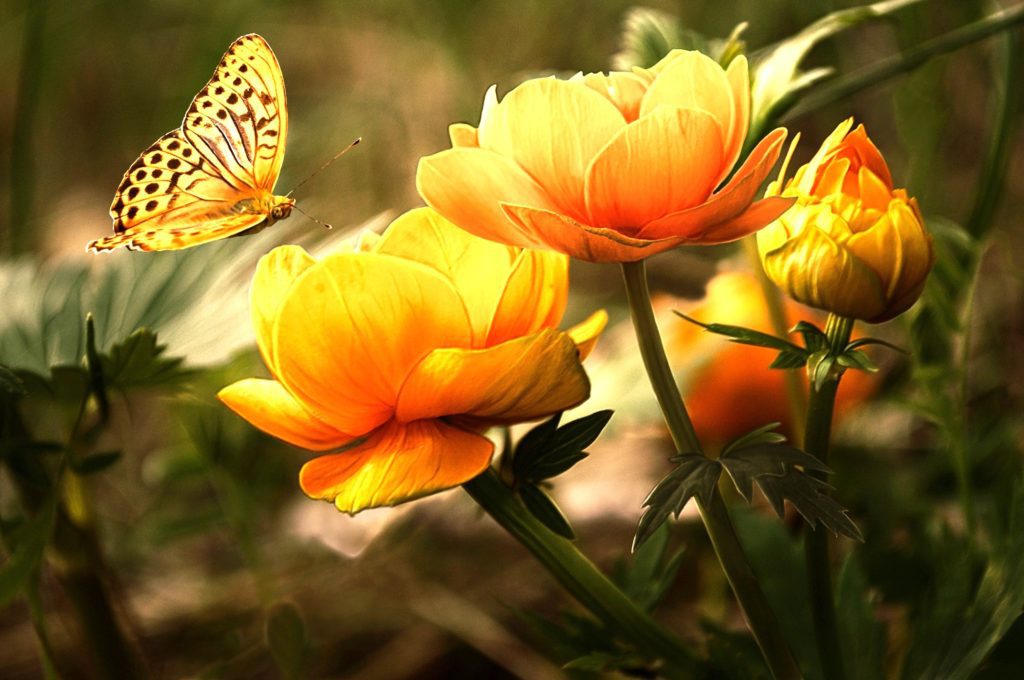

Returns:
219,208,606,513
417,50,792,263
757,119,935,322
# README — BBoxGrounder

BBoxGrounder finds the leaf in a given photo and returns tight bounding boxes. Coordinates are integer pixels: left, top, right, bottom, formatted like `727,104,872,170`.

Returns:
719,442,831,503
514,410,611,483
0,364,26,396
756,470,863,541
846,337,907,354
674,311,807,354
836,349,879,373
511,413,560,480
791,320,828,352
807,350,836,391
836,556,886,680
84,314,110,423
770,349,809,370
720,422,787,457
266,601,307,680
69,451,122,476
101,328,189,389
634,455,721,552
0,496,58,607
520,484,575,539
564,651,653,673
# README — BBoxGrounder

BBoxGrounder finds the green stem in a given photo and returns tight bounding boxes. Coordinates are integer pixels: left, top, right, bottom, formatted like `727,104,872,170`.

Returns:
802,313,853,680
463,470,698,677
784,3,1024,120
620,260,801,680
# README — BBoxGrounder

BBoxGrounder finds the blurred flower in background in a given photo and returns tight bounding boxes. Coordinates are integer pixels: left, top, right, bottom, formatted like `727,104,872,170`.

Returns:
220,207,606,512
757,118,935,322
417,49,791,262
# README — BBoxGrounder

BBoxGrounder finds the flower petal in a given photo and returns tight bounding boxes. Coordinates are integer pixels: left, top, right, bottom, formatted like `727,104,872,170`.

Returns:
416,147,554,249
691,196,796,244
487,249,568,346
218,378,353,451
374,207,517,346
251,246,316,374
580,71,650,122
449,123,479,148
567,309,608,360
501,203,686,263
395,329,590,424
722,56,751,183
274,253,472,435
639,50,734,134
584,107,725,228
300,419,493,513
637,127,787,240
478,78,626,222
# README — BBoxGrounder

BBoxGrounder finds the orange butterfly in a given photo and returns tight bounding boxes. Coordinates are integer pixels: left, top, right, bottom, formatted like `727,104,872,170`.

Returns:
89,34,294,252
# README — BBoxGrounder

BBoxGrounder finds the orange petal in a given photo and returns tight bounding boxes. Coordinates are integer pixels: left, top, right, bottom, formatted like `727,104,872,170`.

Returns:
487,249,569,346
501,203,686,263
722,56,751,184
637,128,787,240
274,253,472,435
219,378,354,451
417,147,554,249
251,246,316,374
395,329,590,424
692,196,796,244
478,78,626,222
840,124,893,189
374,207,517,346
584,107,725,229
580,71,650,122
300,419,493,513
567,309,608,360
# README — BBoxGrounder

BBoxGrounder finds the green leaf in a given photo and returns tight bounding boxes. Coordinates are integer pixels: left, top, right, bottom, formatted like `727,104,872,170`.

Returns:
614,523,686,612
791,320,828,352
0,364,26,396
836,556,886,680
719,442,831,503
84,314,110,423
101,328,189,389
837,349,879,373
674,311,807,353
266,601,307,680
634,455,721,552
564,650,653,673
514,410,611,482
770,349,809,370
845,337,907,354
511,413,560,480
69,451,122,475
807,350,836,391
720,422,787,457
519,484,575,539
756,470,863,541
0,496,58,607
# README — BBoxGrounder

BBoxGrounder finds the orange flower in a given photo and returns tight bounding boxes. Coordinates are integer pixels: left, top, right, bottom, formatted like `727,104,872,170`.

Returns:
662,272,877,444
219,208,606,512
417,50,793,263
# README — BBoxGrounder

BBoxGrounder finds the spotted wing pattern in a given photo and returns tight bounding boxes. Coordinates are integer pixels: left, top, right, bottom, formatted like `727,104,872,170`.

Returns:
90,34,287,252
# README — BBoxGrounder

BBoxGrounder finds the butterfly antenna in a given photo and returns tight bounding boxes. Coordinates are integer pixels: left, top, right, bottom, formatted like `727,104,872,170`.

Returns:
292,204,333,230
286,137,361,198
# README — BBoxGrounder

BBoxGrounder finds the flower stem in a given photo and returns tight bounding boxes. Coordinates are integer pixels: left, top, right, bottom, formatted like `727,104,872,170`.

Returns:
463,470,698,677
802,313,854,680
620,260,801,680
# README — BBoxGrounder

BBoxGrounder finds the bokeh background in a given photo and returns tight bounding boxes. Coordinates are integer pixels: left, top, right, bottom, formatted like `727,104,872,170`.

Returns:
1,1,1022,678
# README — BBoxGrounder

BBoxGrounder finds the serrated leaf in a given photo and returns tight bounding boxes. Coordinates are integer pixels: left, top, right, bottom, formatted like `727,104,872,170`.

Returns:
69,451,122,475
526,451,589,482
616,523,686,612
634,455,721,552
837,349,879,373
520,484,575,539
770,349,809,370
266,601,307,680
791,320,828,352
516,410,611,482
512,413,560,480
674,312,806,354
101,328,188,389
0,495,58,607
720,442,831,503
720,422,787,457
756,470,863,541
0,364,26,396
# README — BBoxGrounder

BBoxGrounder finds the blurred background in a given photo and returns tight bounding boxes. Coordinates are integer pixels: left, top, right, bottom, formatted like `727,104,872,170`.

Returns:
1,0,1022,678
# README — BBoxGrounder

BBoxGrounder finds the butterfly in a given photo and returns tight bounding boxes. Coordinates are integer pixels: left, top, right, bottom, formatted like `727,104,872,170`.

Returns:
89,34,294,252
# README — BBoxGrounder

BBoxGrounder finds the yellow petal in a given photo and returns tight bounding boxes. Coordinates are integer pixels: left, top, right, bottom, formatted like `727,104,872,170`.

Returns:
639,50,734,136
584,107,725,229
487,249,568,346
449,123,479,148
416,147,554,249
722,56,751,183
395,329,590,424
300,419,493,513
478,78,626,222
218,378,353,451
375,207,517,346
274,253,472,435
637,128,787,240
251,246,316,374
567,309,608,360
580,71,650,122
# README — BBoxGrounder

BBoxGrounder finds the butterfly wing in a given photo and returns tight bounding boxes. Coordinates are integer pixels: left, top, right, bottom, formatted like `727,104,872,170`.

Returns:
182,33,288,192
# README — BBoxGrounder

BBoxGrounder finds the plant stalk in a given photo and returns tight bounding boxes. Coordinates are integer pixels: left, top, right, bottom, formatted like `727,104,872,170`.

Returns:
620,260,801,680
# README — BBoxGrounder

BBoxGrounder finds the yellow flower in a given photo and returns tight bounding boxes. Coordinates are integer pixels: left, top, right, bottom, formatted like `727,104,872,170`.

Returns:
417,49,792,263
757,119,935,322
219,208,606,513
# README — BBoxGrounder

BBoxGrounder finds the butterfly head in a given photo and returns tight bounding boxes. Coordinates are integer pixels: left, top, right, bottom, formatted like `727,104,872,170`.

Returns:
267,195,296,225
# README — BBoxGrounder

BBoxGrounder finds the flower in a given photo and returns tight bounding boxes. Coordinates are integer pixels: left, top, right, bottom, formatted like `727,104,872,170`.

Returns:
660,271,877,444
416,49,793,263
757,119,935,322
219,207,606,513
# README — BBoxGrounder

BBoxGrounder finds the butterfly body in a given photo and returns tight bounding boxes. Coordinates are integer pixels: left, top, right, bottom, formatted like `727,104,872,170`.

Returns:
89,34,291,252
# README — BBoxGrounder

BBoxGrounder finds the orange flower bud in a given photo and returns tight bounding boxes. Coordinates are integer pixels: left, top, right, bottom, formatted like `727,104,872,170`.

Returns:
219,208,606,513
417,50,793,263
757,119,935,322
